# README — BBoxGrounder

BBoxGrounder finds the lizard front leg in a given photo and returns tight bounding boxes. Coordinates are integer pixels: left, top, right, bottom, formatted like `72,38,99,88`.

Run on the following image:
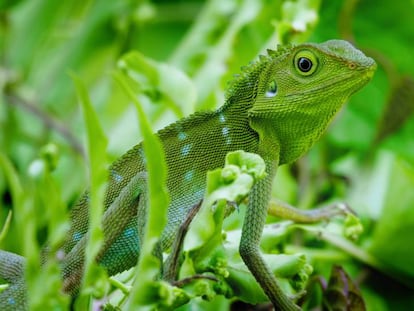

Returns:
239,161,301,311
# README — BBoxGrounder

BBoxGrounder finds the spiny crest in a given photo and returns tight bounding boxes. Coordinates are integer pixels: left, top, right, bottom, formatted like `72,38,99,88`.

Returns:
266,43,294,59
225,43,294,99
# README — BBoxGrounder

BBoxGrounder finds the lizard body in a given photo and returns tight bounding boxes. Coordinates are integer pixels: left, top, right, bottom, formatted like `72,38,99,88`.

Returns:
0,40,376,310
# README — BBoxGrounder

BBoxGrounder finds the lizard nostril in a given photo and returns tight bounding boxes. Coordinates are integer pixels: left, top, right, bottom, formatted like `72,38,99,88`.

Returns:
348,62,357,70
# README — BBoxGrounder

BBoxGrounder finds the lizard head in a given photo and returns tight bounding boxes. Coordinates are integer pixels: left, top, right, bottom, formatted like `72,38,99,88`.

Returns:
248,40,376,164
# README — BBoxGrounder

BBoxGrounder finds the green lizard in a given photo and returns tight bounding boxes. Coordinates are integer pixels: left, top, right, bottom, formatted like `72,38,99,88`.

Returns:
0,40,376,310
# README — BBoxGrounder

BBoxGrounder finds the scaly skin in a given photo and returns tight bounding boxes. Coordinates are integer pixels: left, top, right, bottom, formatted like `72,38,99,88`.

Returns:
0,40,376,310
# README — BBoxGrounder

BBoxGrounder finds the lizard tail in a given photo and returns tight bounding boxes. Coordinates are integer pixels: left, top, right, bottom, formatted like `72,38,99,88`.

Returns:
0,250,27,310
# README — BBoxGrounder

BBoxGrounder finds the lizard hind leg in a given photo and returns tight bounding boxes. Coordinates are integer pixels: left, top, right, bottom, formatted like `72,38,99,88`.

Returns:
96,172,149,277
61,172,148,295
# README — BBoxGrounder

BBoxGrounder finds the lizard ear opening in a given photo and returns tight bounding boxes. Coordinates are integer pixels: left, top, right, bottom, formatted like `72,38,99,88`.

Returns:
265,80,278,97
294,50,318,76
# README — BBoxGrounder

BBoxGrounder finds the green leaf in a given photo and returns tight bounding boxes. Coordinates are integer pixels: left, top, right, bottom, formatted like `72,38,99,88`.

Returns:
118,51,196,121
369,158,414,278
71,75,109,306
0,210,12,243
114,67,170,310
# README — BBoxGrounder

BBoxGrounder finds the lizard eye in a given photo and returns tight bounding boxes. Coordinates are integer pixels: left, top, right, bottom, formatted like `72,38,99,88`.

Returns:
294,50,318,76
265,80,277,97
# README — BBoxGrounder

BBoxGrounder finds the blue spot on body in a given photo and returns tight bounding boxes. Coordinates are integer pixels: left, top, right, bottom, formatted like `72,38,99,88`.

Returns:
222,127,231,144
184,170,194,181
8,297,15,305
178,131,187,141
111,170,123,183
181,144,192,156
73,232,83,242
219,113,226,123
123,227,136,238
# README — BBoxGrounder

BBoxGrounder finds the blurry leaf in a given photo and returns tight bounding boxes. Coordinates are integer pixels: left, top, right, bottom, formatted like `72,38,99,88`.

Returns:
278,0,321,43
118,51,196,122
0,0,23,10
369,158,414,278
374,75,414,144
114,67,170,310
374,75,414,163
71,75,108,306
0,210,12,243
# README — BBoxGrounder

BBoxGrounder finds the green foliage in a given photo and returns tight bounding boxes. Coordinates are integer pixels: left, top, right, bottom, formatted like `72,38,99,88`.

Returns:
369,159,414,278
115,51,171,310
1,0,414,310
71,75,109,308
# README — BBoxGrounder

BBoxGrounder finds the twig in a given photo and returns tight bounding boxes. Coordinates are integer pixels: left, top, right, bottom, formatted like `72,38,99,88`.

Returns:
4,93,86,159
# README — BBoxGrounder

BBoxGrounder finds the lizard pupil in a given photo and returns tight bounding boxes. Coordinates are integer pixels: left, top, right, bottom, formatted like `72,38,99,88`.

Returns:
298,57,312,72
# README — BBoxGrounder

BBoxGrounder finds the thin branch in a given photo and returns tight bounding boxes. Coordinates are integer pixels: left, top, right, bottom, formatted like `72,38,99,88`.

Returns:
4,93,86,159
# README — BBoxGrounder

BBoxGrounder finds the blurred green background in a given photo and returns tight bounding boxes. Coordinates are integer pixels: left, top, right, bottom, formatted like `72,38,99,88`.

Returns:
1,0,414,310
